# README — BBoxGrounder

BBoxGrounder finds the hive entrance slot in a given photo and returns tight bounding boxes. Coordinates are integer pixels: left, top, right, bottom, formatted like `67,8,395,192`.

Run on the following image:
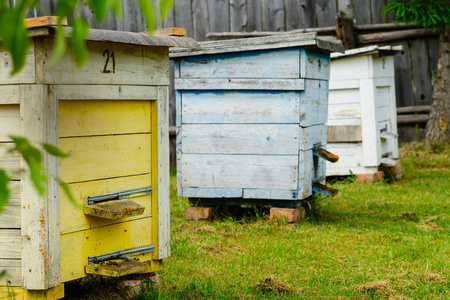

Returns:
84,186,151,219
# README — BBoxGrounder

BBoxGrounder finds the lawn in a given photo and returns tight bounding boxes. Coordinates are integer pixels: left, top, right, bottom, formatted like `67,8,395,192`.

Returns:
67,143,450,299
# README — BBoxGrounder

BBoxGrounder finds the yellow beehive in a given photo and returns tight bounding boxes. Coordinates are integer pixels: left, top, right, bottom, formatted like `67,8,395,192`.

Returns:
0,23,197,299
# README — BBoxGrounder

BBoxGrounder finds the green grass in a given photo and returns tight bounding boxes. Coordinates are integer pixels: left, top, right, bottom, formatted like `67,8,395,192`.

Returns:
65,143,450,299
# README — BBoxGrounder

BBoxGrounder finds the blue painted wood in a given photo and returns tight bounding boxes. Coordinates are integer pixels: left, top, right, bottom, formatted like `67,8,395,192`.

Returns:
180,91,300,124
174,78,305,90
300,49,331,80
180,48,300,79
182,124,299,155
182,187,243,198
243,189,298,200
299,80,329,126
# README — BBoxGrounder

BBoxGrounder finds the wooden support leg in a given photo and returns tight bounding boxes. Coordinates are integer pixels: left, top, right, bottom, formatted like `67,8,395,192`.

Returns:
186,206,214,221
269,207,305,223
381,164,402,180
355,171,384,183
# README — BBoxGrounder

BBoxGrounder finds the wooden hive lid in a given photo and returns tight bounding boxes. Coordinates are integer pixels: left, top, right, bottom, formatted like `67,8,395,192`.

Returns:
330,45,403,60
169,32,344,58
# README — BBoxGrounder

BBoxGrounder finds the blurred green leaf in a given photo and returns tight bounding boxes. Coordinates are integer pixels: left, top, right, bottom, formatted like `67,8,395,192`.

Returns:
56,0,78,17
88,0,122,23
137,0,156,32
160,0,173,20
43,143,71,158
59,179,82,209
10,135,47,196
50,24,67,66
0,170,11,213
70,17,89,67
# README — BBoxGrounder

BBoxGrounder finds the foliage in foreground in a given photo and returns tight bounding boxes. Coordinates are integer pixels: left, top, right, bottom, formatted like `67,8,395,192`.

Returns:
62,143,450,299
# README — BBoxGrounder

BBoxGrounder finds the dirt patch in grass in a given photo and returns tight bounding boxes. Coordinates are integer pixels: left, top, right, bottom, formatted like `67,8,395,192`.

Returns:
422,271,448,285
252,276,293,294
357,280,394,298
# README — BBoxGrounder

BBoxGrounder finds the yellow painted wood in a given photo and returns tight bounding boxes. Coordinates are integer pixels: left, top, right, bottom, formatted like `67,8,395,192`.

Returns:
0,284,64,300
83,200,145,219
58,134,151,183
59,100,152,138
35,38,169,86
59,174,152,234
0,104,20,142
59,217,153,282
55,85,158,101
85,259,162,277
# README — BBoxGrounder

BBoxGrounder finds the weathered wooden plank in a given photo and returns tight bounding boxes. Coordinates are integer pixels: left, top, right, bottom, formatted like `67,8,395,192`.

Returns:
192,0,209,41
180,154,299,190
25,16,67,28
154,27,187,36
122,0,138,32
262,0,285,31
20,84,60,289
179,48,300,79
0,230,21,259
353,0,372,25
35,38,169,86
0,105,20,142
397,114,429,124
55,85,158,100
393,41,414,107
371,0,387,24
428,36,440,78
359,79,380,167
0,259,21,286
397,105,430,114
301,0,316,27
315,0,338,27
181,187,243,198
358,29,437,44
230,0,247,32
337,0,354,19
246,0,261,31
0,85,20,104
298,149,313,199
59,174,152,234
59,100,151,138
285,0,302,31
327,125,363,142
0,205,20,229
302,124,328,150
0,42,35,85
180,91,300,124
243,189,298,200
410,39,432,105
299,80,329,126
5,180,20,206
300,49,330,80
181,124,299,155
207,0,230,32
175,78,305,90
59,134,151,184
154,86,171,259
174,0,194,38
60,217,155,283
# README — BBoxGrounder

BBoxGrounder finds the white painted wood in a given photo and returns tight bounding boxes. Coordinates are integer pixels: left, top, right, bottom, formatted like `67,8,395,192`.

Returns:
330,55,370,80
328,87,360,104
243,189,297,200
0,230,21,259
55,85,158,100
0,105,20,142
181,187,243,198
0,259,21,286
300,49,331,80
330,45,403,59
175,78,305,90
359,79,380,166
0,86,20,104
179,48,300,79
180,154,298,190
0,143,20,180
181,124,299,155
35,38,169,86
0,42,35,85
181,91,300,124
156,86,170,260
299,80,329,126
20,85,60,289
325,143,367,176
328,79,359,90
170,33,343,57
327,103,361,120
372,55,395,78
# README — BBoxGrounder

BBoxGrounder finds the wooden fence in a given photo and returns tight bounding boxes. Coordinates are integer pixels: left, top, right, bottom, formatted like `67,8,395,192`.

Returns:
29,0,440,165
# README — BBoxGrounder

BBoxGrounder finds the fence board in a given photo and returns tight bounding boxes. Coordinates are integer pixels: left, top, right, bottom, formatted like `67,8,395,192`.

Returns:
208,0,229,32
192,0,209,41
122,0,138,32
394,41,414,107
230,0,247,32
428,37,440,80
353,1,372,25
337,0,354,18
371,0,386,24
174,0,194,38
262,0,285,31
246,0,261,31
285,0,302,31
411,39,432,106
315,0,338,27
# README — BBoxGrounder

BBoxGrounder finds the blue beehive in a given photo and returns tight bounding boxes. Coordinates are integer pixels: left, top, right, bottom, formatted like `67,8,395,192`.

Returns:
170,33,344,206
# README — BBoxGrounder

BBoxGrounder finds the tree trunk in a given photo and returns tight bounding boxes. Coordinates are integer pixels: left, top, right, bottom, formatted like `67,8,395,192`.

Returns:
426,28,450,144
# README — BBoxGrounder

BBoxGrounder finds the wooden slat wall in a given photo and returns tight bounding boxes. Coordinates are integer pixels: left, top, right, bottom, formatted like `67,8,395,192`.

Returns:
30,0,439,152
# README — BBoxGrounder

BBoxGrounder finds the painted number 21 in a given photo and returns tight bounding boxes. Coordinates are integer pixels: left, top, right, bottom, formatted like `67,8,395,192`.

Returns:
103,49,115,73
